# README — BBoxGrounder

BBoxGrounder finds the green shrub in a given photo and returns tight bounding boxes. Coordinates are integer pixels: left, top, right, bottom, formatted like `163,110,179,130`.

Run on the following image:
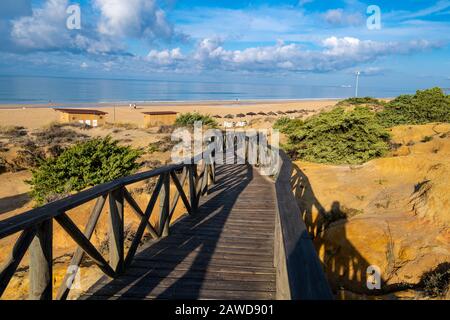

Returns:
286,107,390,165
274,117,304,135
29,136,141,205
175,112,217,127
377,87,450,127
337,97,385,107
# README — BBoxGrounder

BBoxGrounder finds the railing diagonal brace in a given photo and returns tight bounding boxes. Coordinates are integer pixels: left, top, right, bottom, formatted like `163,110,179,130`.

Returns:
55,195,106,300
123,188,158,239
0,227,36,297
54,212,116,278
124,175,164,268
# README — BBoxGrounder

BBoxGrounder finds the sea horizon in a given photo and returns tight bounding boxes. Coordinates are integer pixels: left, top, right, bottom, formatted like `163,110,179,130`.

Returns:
0,74,420,105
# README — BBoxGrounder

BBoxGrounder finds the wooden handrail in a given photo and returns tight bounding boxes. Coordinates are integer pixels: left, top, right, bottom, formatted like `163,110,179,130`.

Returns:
0,157,214,299
273,150,333,300
0,133,332,300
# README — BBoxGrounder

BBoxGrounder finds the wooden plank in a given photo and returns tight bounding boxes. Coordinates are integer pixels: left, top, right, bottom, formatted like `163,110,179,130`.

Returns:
130,261,274,275
82,287,274,300
29,219,52,300
158,173,170,238
109,188,124,275
188,165,197,212
82,164,279,300
90,276,275,294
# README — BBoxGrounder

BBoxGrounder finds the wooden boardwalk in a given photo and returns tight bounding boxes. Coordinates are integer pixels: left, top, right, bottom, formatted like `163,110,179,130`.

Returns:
82,164,277,300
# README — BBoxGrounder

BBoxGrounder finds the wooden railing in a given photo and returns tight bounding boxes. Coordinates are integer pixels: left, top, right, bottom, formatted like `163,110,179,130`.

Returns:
273,150,333,300
0,157,215,300
0,133,332,300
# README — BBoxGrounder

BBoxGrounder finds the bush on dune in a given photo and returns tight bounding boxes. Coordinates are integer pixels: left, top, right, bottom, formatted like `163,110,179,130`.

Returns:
274,117,303,135
377,87,450,127
286,107,390,165
337,97,385,107
29,136,142,205
282,87,449,165
175,112,218,127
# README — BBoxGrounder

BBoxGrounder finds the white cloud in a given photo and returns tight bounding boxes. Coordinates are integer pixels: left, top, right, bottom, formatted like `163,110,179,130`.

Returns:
7,0,176,54
323,9,364,26
9,0,122,54
94,0,173,41
147,48,184,65
401,0,450,19
174,36,444,73
11,0,70,50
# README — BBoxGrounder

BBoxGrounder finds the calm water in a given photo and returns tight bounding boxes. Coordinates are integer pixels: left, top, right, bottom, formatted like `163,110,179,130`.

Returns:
0,76,415,104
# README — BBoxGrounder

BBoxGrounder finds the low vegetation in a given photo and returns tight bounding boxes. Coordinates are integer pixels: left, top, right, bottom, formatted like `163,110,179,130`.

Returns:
377,87,450,127
285,107,390,165
0,156,6,174
148,136,175,154
337,96,385,107
421,263,450,298
282,87,449,165
273,117,303,134
32,123,88,146
29,136,142,205
175,112,218,127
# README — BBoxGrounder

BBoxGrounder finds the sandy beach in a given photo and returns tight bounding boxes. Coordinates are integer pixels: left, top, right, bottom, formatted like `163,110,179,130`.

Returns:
0,99,339,129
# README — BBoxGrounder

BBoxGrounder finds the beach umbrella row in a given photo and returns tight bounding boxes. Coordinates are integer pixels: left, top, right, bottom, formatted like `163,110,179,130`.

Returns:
218,109,313,119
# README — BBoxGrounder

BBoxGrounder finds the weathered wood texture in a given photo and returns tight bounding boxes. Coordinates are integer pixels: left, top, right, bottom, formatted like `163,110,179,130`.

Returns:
82,165,277,300
274,150,333,300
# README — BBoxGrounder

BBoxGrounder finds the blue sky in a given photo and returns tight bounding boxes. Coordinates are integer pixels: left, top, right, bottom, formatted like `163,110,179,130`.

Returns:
0,0,449,89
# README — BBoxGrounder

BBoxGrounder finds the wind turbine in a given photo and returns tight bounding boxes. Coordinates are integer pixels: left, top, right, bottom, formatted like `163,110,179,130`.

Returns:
355,71,361,97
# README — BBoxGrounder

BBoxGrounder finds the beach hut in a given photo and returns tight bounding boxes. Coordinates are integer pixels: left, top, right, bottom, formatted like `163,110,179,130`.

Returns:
236,113,246,118
143,111,178,127
258,111,267,116
224,114,234,119
246,112,257,116
55,108,108,127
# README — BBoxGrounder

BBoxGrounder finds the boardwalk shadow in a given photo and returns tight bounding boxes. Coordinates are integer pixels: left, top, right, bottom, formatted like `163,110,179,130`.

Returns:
0,193,30,215
85,164,254,299
290,163,375,298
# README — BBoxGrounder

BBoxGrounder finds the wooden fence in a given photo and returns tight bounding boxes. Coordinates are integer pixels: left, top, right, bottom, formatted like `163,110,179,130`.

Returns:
0,135,332,300
0,157,214,300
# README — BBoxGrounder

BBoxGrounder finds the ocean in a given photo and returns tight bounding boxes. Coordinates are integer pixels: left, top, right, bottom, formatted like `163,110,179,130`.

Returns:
0,75,417,104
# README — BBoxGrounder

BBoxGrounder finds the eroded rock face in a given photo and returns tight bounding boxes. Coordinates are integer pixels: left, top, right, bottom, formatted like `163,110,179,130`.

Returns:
293,123,450,297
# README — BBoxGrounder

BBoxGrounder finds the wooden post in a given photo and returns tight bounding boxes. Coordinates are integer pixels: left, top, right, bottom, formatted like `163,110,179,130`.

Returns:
188,165,197,213
108,188,124,275
159,173,170,238
29,219,52,300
